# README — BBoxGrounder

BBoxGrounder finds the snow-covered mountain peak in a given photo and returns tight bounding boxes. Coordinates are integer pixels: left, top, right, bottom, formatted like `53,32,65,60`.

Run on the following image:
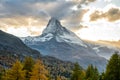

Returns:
41,18,87,47
42,17,62,35
22,18,87,47
21,18,87,47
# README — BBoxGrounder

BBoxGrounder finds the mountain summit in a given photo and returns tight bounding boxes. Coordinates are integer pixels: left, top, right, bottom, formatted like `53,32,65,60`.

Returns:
21,18,107,71
41,17,87,47
42,18,72,36
42,18,62,34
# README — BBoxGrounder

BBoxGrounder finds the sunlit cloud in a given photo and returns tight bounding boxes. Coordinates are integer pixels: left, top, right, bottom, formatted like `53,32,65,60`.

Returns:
77,1,120,41
0,0,120,42
90,7,120,22
104,0,112,2
0,0,91,37
6,27,30,37
0,16,47,37
77,21,120,41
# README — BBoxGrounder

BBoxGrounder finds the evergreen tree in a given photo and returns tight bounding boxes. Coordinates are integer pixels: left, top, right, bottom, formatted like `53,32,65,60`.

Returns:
104,52,120,80
94,67,99,80
3,60,25,80
70,62,85,80
23,57,34,80
30,59,48,80
99,72,105,80
85,64,93,80
85,64,99,80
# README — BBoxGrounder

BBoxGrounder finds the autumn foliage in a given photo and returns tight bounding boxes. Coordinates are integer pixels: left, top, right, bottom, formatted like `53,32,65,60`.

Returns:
1,57,49,80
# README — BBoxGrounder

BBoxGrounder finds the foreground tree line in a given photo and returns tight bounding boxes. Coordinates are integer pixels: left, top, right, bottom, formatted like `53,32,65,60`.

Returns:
71,52,120,80
0,57,49,80
0,52,120,80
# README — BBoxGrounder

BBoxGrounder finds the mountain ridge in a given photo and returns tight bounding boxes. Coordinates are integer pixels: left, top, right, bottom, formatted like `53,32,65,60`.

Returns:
0,30,40,58
84,39,120,59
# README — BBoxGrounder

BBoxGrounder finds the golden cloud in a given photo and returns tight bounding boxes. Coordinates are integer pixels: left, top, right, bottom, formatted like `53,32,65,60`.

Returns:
90,8,120,22
0,16,49,36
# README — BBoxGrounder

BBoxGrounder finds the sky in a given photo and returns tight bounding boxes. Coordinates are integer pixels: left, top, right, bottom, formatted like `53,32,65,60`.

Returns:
0,0,120,41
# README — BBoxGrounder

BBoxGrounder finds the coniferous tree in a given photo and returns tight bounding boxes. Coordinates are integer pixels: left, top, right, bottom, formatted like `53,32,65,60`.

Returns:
23,57,34,80
3,60,25,80
85,64,93,80
70,62,85,80
104,52,120,80
99,72,105,80
94,67,99,80
94,67,100,80
30,59,48,80
85,64,99,80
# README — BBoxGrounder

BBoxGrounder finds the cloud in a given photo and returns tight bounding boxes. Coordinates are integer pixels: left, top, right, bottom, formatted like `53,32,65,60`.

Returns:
0,16,48,36
0,0,54,18
0,0,96,37
45,1,76,19
0,0,94,19
0,0,89,27
72,25,88,32
76,0,96,8
0,17,48,27
78,21,120,41
0,0,75,18
104,8,120,21
62,9,89,27
90,7,120,22
80,0,96,4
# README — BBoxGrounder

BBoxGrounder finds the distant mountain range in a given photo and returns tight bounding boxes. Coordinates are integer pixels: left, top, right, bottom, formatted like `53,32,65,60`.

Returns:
21,18,107,71
85,40,120,59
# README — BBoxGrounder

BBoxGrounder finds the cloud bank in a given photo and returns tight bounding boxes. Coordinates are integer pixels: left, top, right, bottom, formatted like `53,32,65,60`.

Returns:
0,0,94,36
90,7,120,22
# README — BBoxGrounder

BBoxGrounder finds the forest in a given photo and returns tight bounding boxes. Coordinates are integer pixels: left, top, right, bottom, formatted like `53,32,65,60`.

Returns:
0,52,120,80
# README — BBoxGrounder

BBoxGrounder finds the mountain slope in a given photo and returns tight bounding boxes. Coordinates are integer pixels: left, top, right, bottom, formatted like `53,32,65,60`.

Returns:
0,30,41,67
0,30,40,58
22,18,107,71
0,30,75,79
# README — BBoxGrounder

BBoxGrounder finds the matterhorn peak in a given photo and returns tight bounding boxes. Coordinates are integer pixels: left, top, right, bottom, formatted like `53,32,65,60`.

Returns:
40,17,87,47
42,17,63,35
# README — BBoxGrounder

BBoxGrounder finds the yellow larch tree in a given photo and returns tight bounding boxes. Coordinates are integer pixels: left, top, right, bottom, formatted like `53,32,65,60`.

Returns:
3,60,25,80
30,59,48,80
